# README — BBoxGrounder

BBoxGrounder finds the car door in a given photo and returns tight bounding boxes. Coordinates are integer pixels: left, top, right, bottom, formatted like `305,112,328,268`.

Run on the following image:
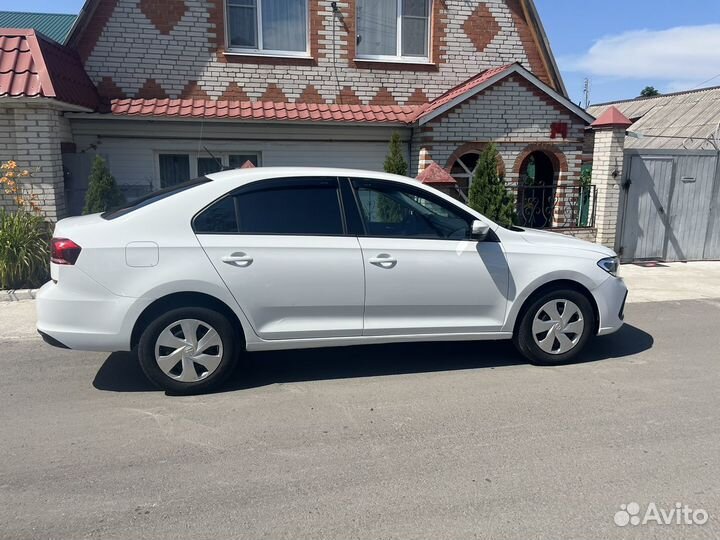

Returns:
195,177,364,340
349,178,510,336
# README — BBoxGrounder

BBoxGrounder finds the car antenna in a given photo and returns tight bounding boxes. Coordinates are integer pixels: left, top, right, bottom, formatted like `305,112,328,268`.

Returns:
203,146,230,171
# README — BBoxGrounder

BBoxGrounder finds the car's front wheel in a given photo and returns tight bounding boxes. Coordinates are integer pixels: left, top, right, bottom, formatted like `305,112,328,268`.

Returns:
137,307,239,394
514,289,595,365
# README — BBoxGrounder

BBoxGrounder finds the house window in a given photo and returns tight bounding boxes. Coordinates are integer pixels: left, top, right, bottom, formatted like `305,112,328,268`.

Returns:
356,0,431,61
158,152,261,188
226,0,309,55
159,154,191,188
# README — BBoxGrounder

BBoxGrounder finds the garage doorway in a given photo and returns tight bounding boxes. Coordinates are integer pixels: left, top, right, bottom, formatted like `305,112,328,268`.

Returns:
618,151,720,261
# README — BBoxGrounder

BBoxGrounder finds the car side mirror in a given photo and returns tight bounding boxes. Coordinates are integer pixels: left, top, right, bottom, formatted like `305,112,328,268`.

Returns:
471,220,490,241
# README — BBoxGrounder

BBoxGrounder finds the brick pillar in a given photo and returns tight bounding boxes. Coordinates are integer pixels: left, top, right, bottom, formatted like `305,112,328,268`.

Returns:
590,106,631,248
417,147,432,175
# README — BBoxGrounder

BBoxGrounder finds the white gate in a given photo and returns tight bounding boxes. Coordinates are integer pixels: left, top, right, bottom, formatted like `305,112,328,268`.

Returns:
618,150,720,261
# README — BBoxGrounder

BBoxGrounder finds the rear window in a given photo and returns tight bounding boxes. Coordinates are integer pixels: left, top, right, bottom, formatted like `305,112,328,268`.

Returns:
102,177,211,220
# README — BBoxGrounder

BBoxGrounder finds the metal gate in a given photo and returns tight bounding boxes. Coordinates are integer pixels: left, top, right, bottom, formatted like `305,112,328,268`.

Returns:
618,150,720,261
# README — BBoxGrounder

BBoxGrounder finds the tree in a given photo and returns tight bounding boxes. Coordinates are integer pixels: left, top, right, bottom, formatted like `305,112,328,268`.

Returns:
467,143,516,228
640,86,660,97
379,132,408,222
83,156,125,214
383,131,408,176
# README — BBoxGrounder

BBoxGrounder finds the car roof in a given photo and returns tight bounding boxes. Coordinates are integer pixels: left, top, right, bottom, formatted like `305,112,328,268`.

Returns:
205,167,415,186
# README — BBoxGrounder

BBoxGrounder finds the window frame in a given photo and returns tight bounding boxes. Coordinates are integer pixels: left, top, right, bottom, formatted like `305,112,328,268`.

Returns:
192,177,349,237
155,151,261,189
355,0,432,63
224,0,311,58
348,178,481,241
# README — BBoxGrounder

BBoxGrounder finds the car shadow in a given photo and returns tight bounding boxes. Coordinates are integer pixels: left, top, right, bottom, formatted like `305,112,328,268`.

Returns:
93,323,654,394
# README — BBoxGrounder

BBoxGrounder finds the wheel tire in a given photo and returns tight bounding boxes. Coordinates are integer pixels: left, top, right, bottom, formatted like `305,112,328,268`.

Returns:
137,306,240,394
513,289,595,365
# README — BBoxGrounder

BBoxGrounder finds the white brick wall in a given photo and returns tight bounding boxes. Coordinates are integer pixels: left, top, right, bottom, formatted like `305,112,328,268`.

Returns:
0,105,71,220
83,0,533,104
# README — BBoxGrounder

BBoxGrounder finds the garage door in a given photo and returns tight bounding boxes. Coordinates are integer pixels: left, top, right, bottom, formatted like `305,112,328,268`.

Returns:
619,152,720,261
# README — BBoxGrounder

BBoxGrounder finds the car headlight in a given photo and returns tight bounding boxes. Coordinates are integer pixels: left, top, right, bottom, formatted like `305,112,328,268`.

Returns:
597,256,620,277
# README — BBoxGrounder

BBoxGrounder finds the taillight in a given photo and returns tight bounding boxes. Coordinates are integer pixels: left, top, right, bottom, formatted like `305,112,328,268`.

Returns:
51,238,82,265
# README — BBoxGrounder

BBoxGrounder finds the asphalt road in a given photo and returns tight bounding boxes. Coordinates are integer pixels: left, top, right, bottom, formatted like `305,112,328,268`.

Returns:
1,299,719,540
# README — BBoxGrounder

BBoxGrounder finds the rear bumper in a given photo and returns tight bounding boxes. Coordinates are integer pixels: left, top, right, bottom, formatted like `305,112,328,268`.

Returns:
36,277,151,352
593,276,628,336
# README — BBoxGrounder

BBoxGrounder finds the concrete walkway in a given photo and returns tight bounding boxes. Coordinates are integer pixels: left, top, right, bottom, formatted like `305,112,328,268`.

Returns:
621,261,720,303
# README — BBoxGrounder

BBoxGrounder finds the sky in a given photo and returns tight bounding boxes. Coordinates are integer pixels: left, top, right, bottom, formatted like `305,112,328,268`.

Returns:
3,0,720,106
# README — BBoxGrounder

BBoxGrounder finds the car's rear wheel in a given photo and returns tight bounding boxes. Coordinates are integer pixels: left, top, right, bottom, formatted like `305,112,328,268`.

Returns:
137,307,239,394
514,289,595,365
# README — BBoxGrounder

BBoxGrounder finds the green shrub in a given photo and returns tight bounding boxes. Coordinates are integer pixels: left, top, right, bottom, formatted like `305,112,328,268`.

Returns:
0,208,50,289
467,143,516,228
83,156,125,214
380,132,409,222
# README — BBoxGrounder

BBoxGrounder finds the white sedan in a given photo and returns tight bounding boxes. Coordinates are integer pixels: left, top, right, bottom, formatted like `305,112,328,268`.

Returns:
37,168,627,394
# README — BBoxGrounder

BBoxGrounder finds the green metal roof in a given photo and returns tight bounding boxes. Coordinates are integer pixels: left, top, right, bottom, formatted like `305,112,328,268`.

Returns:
0,11,77,44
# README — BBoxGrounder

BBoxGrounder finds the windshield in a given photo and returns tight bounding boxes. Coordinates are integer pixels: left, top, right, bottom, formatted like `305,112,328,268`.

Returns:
102,177,211,220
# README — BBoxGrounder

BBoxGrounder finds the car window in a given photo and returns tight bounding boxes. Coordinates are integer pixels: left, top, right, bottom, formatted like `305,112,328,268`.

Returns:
102,176,211,220
193,195,238,233
194,178,345,236
353,180,471,239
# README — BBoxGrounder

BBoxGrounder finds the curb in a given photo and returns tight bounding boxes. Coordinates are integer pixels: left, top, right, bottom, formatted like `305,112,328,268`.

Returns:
0,289,38,302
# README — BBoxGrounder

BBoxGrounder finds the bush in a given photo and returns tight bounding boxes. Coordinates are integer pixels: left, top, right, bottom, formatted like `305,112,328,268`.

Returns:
83,156,125,214
467,143,516,228
0,208,50,289
383,131,408,176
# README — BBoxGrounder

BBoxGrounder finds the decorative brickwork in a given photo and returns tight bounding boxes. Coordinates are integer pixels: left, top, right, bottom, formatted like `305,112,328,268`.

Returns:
74,0,119,62
180,80,210,99
220,81,249,101
297,84,324,104
139,0,188,35
260,83,287,103
464,3,501,53
336,86,361,105
97,76,126,99
406,88,430,106
410,76,585,189
370,88,398,107
505,0,550,86
136,79,169,99
80,0,555,104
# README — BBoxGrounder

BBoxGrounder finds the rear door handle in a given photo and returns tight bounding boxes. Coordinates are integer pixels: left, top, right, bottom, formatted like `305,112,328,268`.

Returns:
221,252,254,267
368,254,397,269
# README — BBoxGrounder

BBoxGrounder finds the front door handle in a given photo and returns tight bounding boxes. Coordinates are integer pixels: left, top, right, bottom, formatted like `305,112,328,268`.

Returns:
221,252,254,267
368,253,397,269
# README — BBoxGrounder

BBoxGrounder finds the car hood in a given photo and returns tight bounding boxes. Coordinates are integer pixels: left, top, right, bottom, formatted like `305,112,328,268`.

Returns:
512,227,616,257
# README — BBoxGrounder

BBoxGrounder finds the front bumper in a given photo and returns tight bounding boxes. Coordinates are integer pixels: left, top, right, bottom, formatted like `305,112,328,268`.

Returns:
593,276,628,336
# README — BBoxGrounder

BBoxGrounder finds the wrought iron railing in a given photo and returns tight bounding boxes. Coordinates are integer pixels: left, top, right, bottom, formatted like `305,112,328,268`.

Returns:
508,184,597,229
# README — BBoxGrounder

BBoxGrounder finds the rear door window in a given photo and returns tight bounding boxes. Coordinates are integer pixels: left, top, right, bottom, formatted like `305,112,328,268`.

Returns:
193,178,345,236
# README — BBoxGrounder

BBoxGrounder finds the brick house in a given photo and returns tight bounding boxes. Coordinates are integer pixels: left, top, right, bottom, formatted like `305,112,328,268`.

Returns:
1,0,604,239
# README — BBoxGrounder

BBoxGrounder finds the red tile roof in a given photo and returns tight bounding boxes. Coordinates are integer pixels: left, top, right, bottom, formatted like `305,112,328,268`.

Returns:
411,63,515,122
110,98,420,124
591,105,633,128
416,161,457,185
0,28,98,109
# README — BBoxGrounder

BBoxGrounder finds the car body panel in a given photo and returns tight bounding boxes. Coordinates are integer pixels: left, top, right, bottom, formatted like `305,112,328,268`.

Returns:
36,167,627,354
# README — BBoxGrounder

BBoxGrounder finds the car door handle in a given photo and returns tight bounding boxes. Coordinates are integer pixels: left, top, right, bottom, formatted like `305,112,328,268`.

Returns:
221,252,254,267
368,254,397,269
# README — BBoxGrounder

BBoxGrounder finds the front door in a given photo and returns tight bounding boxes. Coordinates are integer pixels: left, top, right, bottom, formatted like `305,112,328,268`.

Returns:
350,179,510,336
196,177,364,340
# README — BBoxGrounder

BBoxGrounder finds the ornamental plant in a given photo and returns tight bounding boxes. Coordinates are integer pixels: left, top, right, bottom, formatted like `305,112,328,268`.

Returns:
379,132,408,222
0,160,50,289
467,143,516,228
83,156,125,214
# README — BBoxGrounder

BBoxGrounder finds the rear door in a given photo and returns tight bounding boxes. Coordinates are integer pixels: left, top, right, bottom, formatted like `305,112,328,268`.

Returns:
349,178,510,336
195,177,364,340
